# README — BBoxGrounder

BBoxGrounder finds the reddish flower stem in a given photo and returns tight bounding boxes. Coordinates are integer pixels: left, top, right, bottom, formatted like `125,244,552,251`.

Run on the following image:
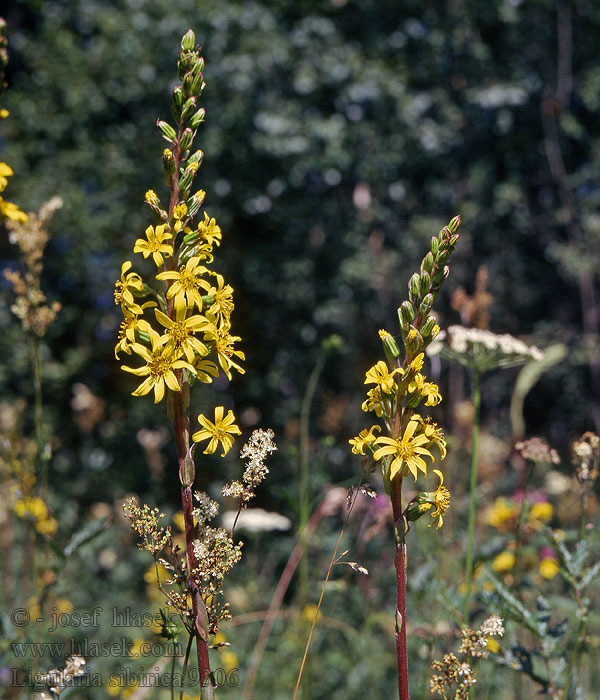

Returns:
172,385,212,689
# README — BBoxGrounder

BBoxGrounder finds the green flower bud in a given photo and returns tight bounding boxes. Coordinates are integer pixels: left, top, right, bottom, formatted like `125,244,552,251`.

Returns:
188,149,204,166
179,127,194,152
157,119,177,144
178,168,194,195
180,96,197,121
188,108,206,130
408,273,421,304
421,251,434,274
379,329,401,360
406,327,424,354
419,293,434,317
419,271,431,298
172,86,184,116
181,30,195,51
162,149,176,183
439,226,451,243
398,301,414,331
447,214,461,233
431,265,450,287
435,249,449,266
430,236,439,256
421,315,437,338
191,71,206,95
449,233,460,248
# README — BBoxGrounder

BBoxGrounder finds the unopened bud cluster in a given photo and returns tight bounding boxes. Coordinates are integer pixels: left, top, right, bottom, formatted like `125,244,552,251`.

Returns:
399,216,461,357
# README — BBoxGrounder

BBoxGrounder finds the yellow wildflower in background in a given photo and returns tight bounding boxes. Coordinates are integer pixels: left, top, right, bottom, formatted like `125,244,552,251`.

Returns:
539,557,559,579
192,406,241,457
529,501,553,523
487,497,517,528
492,551,515,573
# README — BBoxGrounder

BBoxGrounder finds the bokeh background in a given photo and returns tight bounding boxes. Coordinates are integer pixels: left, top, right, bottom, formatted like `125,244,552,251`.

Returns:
1,1,599,698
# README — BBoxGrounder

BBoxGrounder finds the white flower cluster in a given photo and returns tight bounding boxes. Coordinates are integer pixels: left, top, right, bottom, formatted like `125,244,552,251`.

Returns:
480,614,505,638
193,491,219,524
240,428,277,489
39,655,86,695
446,326,544,360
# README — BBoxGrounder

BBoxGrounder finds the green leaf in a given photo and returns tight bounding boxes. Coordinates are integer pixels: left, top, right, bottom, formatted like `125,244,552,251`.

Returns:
63,516,110,558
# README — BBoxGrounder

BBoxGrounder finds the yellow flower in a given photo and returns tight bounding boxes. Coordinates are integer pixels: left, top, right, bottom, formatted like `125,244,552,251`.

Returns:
426,469,451,529
488,497,517,528
486,638,500,654
121,328,196,403
115,308,154,359
36,517,58,537
173,511,186,531
156,256,211,312
192,406,241,457
14,496,48,520
205,273,234,320
362,386,384,417
539,557,559,579
0,197,28,223
373,417,435,480
155,306,210,364
203,321,245,380
529,501,553,523
492,551,515,573
0,162,14,190
134,224,173,266
172,203,188,232
114,261,145,310
145,190,159,206
409,353,425,373
421,419,447,460
349,425,381,455
364,360,402,394
407,373,442,406
197,211,222,247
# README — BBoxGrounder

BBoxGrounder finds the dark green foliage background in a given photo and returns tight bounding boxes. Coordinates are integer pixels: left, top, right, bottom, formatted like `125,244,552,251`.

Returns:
1,0,600,697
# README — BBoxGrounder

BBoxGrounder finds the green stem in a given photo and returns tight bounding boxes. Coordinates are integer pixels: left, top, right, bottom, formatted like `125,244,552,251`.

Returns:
179,632,195,700
28,334,48,494
464,369,481,623
298,351,326,608
513,461,534,587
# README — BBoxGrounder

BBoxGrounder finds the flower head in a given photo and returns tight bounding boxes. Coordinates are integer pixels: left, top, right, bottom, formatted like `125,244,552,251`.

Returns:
134,224,173,267
349,425,381,455
121,327,195,403
192,406,241,457
156,256,211,313
364,360,402,394
373,416,435,480
425,469,451,528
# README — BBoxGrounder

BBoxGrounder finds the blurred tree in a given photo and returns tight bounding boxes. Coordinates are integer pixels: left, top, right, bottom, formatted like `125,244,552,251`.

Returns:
1,0,599,513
